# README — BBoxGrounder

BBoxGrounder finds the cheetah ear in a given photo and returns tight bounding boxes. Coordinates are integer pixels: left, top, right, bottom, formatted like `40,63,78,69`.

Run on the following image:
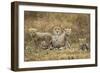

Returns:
62,28,65,32
28,28,37,32
65,28,72,31
79,38,87,42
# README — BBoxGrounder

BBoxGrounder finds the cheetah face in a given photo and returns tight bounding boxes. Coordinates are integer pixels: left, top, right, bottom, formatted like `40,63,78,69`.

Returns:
53,27,62,35
28,28,37,37
65,28,71,35
79,38,86,45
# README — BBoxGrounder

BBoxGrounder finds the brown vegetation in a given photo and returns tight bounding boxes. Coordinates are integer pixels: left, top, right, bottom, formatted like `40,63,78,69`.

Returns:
24,11,90,61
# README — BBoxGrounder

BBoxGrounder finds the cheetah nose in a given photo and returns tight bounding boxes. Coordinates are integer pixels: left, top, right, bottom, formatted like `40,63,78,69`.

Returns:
57,31,59,33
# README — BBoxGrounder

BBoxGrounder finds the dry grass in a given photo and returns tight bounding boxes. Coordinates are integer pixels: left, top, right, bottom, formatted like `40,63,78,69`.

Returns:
24,44,90,61
24,11,90,61
24,43,90,61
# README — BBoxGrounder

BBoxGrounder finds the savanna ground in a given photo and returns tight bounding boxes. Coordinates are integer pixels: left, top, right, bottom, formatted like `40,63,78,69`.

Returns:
24,11,90,61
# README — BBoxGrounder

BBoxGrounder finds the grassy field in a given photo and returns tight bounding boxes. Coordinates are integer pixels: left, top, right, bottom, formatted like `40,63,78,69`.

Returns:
24,44,90,61
24,11,90,61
